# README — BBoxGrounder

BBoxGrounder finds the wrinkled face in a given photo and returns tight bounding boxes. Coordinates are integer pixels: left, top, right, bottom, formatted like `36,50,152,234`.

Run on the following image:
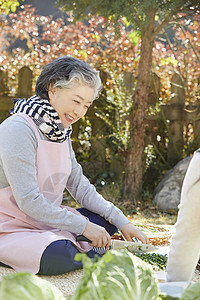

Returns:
48,85,94,128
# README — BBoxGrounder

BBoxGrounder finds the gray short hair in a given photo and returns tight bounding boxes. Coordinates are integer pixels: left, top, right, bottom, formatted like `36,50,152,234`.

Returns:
35,56,102,100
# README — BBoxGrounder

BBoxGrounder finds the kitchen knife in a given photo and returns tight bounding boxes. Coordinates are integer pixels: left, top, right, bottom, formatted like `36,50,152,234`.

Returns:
76,235,157,252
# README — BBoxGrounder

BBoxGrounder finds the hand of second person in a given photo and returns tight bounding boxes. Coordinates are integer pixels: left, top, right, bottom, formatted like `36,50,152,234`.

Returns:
82,221,111,250
121,223,149,244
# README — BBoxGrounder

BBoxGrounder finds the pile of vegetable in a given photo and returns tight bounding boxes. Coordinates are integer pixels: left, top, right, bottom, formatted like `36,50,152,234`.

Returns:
135,253,168,270
0,272,65,300
72,249,200,300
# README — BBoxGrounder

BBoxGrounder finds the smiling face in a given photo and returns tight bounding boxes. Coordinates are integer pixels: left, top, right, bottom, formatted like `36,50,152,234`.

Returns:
48,85,94,128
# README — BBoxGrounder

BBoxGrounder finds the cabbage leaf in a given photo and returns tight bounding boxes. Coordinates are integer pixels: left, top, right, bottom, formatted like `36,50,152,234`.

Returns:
0,272,66,300
72,249,159,300
180,281,200,300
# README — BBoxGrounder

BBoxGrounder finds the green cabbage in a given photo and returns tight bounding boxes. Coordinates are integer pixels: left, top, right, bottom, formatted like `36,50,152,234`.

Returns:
0,272,66,300
180,281,200,300
72,249,159,300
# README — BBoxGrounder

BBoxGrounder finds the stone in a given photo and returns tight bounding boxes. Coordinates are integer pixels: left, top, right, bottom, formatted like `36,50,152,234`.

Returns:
153,156,192,211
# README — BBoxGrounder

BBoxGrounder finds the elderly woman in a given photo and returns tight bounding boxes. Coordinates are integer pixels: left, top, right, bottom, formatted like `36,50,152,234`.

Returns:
0,56,148,275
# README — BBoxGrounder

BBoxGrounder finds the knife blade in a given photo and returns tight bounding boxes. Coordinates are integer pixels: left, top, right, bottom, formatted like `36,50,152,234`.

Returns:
76,235,157,252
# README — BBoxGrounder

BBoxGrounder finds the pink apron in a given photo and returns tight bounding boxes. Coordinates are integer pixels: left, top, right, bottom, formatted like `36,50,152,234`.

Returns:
0,113,91,274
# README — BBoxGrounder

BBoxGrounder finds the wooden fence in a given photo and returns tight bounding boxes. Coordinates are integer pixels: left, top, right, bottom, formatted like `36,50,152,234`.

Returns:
0,66,199,178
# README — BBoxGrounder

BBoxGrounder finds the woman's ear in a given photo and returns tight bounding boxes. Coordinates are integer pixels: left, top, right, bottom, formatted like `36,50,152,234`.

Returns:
48,83,56,100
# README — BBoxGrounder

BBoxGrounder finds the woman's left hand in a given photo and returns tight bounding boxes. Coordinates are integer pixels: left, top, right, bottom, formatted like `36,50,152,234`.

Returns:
121,223,149,244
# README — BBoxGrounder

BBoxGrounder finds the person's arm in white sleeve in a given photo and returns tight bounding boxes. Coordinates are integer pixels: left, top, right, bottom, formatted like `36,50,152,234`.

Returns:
166,151,200,282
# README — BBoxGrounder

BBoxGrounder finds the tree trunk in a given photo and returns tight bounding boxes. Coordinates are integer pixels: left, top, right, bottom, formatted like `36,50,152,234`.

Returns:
124,9,156,204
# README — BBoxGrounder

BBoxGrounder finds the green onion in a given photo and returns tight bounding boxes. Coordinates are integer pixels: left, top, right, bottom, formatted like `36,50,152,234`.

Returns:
134,253,167,270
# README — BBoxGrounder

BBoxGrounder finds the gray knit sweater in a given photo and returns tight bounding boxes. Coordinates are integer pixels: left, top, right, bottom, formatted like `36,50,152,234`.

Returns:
0,115,129,235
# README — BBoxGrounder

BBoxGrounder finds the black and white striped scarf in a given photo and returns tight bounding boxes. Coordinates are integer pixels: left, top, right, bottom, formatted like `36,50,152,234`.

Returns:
11,95,72,142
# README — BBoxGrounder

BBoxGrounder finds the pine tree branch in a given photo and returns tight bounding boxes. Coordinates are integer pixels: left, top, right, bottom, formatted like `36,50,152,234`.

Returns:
179,23,200,63
152,1,198,38
153,13,174,38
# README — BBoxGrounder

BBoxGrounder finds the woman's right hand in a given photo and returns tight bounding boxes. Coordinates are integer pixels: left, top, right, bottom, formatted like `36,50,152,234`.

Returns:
82,221,111,250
